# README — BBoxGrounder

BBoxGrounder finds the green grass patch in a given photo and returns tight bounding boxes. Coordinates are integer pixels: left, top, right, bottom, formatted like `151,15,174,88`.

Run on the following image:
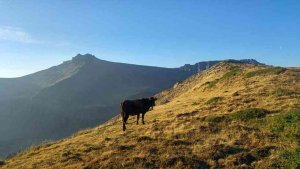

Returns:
205,97,223,104
275,148,300,169
204,115,227,123
266,109,300,137
221,66,241,80
230,108,269,121
205,66,241,88
251,109,300,140
204,79,220,88
250,109,300,168
246,67,286,78
272,87,295,96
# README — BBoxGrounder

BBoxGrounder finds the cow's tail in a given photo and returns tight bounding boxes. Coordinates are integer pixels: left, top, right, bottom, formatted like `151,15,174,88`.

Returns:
120,102,126,131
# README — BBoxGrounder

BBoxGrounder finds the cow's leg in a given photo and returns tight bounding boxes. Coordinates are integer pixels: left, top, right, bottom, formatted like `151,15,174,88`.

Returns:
124,113,129,124
136,114,140,125
121,111,126,131
142,113,145,124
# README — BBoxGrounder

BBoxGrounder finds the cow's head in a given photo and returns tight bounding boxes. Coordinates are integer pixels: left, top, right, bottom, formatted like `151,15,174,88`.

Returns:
149,97,157,110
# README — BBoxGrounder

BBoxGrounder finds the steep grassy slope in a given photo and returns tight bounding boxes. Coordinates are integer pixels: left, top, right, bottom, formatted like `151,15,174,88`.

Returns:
2,62,299,169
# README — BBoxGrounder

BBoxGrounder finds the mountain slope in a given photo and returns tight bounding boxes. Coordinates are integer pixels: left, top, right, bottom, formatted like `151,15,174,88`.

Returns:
0,56,89,157
1,62,299,168
0,54,263,158
0,54,86,101
0,54,192,157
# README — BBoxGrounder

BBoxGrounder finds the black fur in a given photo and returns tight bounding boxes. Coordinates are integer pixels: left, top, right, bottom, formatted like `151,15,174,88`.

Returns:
120,97,156,131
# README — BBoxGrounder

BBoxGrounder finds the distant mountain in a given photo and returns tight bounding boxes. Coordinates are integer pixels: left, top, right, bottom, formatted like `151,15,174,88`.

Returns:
180,59,263,74
0,54,263,157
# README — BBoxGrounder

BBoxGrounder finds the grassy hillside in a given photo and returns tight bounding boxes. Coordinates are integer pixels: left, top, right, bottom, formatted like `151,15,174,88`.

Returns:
0,54,196,158
0,54,261,158
1,62,299,169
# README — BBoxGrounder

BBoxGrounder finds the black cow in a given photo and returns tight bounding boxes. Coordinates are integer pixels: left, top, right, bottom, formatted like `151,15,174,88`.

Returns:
120,97,156,131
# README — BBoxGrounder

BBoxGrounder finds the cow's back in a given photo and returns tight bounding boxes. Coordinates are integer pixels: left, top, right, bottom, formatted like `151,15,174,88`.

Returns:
121,100,143,114
122,100,137,110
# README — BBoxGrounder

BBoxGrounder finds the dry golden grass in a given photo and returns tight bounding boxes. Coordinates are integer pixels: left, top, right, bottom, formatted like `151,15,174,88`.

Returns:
1,62,299,169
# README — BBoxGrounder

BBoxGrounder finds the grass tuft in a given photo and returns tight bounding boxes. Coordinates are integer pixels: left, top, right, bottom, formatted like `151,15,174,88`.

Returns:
272,87,295,96
250,146,276,159
205,97,223,104
171,140,192,146
204,115,227,123
137,136,153,142
230,108,269,121
117,145,135,151
205,79,219,88
163,155,209,168
207,144,244,161
176,111,198,118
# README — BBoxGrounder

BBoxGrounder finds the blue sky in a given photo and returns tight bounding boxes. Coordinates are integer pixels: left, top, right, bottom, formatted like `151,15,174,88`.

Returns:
0,0,299,77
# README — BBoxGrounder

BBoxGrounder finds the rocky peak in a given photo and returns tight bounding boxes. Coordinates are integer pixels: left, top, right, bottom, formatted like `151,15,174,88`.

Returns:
72,53,98,64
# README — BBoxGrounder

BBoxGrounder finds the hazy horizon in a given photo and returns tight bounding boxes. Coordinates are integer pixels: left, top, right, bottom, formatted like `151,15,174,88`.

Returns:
1,0,300,77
